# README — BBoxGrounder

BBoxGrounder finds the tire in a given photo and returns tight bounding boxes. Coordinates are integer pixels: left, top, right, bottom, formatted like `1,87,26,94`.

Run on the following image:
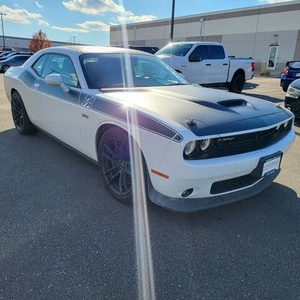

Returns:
228,73,245,93
2,65,9,73
11,92,37,135
98,128,134,204
282,86,288,92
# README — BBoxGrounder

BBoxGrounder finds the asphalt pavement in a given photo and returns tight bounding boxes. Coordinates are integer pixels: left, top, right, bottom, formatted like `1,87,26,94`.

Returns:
0,75,300,300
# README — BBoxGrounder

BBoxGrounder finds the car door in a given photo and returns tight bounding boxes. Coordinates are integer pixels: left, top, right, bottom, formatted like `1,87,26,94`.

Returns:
27,53,83,151
186,45,210,84
207,45,228,84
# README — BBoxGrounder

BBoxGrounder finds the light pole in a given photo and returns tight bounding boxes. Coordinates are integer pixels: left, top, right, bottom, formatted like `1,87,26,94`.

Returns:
170,0,175,42
73,36,76,44
0,13,6,49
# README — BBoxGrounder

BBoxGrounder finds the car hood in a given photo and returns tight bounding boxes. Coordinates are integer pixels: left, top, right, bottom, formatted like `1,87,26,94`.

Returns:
290,78,300,89
100,84,292,136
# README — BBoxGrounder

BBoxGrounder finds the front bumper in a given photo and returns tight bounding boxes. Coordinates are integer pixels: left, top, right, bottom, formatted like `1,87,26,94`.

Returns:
147,129,295,212
147,168,279,212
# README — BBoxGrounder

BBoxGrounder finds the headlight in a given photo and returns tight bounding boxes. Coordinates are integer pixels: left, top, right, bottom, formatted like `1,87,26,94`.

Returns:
283,121,289,128
184,141,197,156
199,139,211,151
287,86,300,97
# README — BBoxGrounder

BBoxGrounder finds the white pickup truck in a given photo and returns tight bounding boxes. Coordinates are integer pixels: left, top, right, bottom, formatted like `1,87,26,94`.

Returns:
155,42,255,93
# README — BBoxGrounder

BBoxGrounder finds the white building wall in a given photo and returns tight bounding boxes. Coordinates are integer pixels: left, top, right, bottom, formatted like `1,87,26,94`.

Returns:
110,1,300,75
203,16,259,35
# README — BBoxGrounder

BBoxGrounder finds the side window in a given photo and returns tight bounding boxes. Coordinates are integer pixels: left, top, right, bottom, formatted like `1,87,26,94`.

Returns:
38,54,79,87
189,45,209,60
209,45,225,59
32,54,49,76
59,56,79,87
15,56,28,62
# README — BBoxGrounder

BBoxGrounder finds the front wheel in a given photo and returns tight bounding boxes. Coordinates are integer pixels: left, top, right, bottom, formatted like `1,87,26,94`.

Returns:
228,73,245,93
98,128,133,204
11,92,37,135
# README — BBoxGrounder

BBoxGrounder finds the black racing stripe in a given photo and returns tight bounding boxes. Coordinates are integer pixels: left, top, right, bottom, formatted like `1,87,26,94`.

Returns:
135,111,182,142
18,71,80,105
18,70,36,88
34,79,80,104
83,94,183,142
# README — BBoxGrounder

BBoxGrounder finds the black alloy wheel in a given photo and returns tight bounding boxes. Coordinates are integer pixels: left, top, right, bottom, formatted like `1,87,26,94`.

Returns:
11,92,37,135
228,73,245,93
98,128,133,203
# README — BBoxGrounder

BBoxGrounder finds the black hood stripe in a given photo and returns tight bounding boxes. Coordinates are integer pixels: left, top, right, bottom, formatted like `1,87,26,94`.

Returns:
82,93,183,142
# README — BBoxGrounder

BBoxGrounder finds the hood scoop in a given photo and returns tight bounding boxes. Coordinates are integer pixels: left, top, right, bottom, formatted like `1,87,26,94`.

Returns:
217,99,247,108
186,118,196,127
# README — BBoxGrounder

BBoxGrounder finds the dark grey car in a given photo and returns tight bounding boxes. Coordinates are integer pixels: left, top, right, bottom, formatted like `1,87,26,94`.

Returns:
0,54,32,73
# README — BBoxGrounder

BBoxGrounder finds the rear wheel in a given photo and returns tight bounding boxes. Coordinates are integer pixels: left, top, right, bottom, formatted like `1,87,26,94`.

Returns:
98,128,133,204
282,85,288,92
228,73,245,93
11,92,37,135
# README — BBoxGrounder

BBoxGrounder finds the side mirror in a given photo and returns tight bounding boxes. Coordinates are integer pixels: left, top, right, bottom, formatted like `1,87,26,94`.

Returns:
45,73,69,93
189,55,201,62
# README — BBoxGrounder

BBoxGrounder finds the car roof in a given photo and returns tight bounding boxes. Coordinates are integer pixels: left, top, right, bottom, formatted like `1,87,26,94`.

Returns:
4,54,31,60
166,41,224,46
38,45,153,56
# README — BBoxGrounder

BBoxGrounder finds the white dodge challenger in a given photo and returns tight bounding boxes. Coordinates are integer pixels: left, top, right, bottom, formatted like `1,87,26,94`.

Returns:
4,46,295,212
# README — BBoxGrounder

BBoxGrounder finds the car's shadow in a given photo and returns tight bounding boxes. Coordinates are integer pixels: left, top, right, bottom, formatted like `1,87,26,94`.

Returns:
242,82,259,90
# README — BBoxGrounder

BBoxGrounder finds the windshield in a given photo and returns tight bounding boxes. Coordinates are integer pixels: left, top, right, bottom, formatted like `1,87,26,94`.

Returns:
155,43,194,57
80,53,188,89
291,62,300,68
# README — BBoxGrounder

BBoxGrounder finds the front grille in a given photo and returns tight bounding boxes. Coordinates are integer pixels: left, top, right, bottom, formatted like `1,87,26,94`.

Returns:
211,173,258,194
210,152,282,194
185,119,293,160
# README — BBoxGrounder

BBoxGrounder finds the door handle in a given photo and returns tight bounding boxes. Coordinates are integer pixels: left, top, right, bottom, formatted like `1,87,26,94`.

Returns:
206,64,211,66
223,63,228,66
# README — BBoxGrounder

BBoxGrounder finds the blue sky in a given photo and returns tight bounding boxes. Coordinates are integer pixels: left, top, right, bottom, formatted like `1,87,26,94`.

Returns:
0,0,296,46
